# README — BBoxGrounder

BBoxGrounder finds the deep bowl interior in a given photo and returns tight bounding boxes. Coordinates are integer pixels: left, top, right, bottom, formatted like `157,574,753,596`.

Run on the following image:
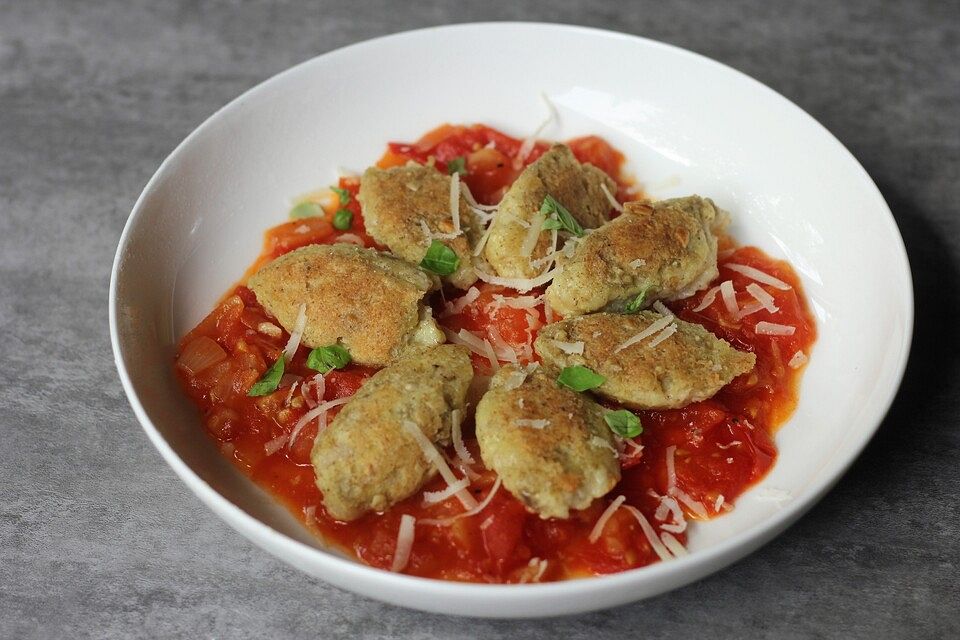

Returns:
110,23,912,617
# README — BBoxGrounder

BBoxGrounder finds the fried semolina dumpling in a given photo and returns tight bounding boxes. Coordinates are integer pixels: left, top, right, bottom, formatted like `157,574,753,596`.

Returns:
545,195,728,317
311,345,474,521
247,244,443,367
358,164,481,289
475,365,620,519
484,144,616,279
535,311,755,410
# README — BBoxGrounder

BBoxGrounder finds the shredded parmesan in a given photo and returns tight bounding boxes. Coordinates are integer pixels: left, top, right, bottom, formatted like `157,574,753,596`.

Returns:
660,532,688,557
623,505,673,561
487,325,519,363
441,287,480,317
473,221,496,256
692,284,722,312
390,514,416,572
451,409,474,465
444,328,500,371
521,211,546,257
648,322,678,348
422,478,471,505
745,282,779,313
459,181,498,211
419,219,458,242
553,340,584,355
474,264,562,293
258,322,282,337
449,172,461,234
719,280,739,316
282,304,307,361
516,418,550,429
480,515,495,530
652,300,671,316
264,434,287,456
788,350,808,368
588,495,626,543
284,380,300,406
514,92,558,169
288,396,351,449
714,495,725,512
544,297,554,324
665,446,709,518
600,183,624,212
614,313,675,353
726,263,791,290
755,321,796,336
589,435,617,453
629,258,646,269
419,477,502,526
400,420,477,510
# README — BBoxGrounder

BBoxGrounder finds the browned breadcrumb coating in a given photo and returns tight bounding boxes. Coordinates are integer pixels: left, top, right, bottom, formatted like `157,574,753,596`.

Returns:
535,311,755,409
546,195,727,317
247,244,443,366
475,365,620,519
484,144,617,279
358,164,481,289
311,345,474,521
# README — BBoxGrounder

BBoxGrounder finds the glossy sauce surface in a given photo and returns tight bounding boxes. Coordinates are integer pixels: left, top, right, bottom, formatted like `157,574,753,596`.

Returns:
175,124,816,582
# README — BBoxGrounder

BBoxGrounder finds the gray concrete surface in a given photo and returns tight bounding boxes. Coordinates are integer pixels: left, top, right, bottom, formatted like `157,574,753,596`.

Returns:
1,1,958,638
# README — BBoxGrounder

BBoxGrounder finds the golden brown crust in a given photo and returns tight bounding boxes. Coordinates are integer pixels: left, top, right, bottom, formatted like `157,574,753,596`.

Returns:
358,165,480,289
311,345,474,521
535,312,756,409
545,195,724,317
484,144,617,279
475,365,621,519
247,244,442,366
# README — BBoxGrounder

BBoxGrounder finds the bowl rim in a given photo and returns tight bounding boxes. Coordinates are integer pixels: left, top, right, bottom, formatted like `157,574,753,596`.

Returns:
109,21,914,605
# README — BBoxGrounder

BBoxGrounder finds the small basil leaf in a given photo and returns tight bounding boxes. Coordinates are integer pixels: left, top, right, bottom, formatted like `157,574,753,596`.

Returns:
289,202,323,219
331,186,351,206
247,356,285,396
306,345,352,373
420,240,460,276
623,288,649,314
556,365,606,392
604,410,643,438
539,194,584,237
332,209,353,231
446,157,467,176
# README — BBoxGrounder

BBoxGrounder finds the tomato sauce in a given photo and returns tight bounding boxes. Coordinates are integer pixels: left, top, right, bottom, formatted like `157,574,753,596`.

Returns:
175,124,816,583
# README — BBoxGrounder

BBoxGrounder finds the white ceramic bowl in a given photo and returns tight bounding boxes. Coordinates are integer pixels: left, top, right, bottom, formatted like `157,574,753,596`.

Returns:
110,23,912,617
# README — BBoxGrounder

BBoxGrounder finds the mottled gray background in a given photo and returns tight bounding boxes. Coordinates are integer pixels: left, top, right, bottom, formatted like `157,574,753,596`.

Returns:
2,0,958,638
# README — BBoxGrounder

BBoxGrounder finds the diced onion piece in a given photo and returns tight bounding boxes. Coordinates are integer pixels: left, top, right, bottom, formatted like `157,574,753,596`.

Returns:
401,420,477,510
745,282,779,313
390,514,416,572
263,434,287,456
726,263,792,290
648,323,677,348
474,264,562,293
660,532,689,557
516,418,550,429
422,477,471,505
282,303,308,361
441,287,480,317
614,313,675,353
600,183,624,212
755,321,796,336
451,409,474,464
449,171,461,234
287,395,352,449
419,477,502,526
623,505,673,561
588,495,626,543
177,336,227,375
692,285,722,312
334,233,364,245
719,280,739,316
553,340,584,355
788,350,808,369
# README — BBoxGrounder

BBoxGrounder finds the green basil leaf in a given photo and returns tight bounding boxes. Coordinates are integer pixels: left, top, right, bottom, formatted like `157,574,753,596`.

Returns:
332,209,353,231
419,240,460,276
247,356,285,396
604,409,643,438
542,216,564,231
556,365,606,392
446,156,467,176
539,194,584,237
331,186,351,206
623,288,649,314
306,344,352,373
289,202,323,219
